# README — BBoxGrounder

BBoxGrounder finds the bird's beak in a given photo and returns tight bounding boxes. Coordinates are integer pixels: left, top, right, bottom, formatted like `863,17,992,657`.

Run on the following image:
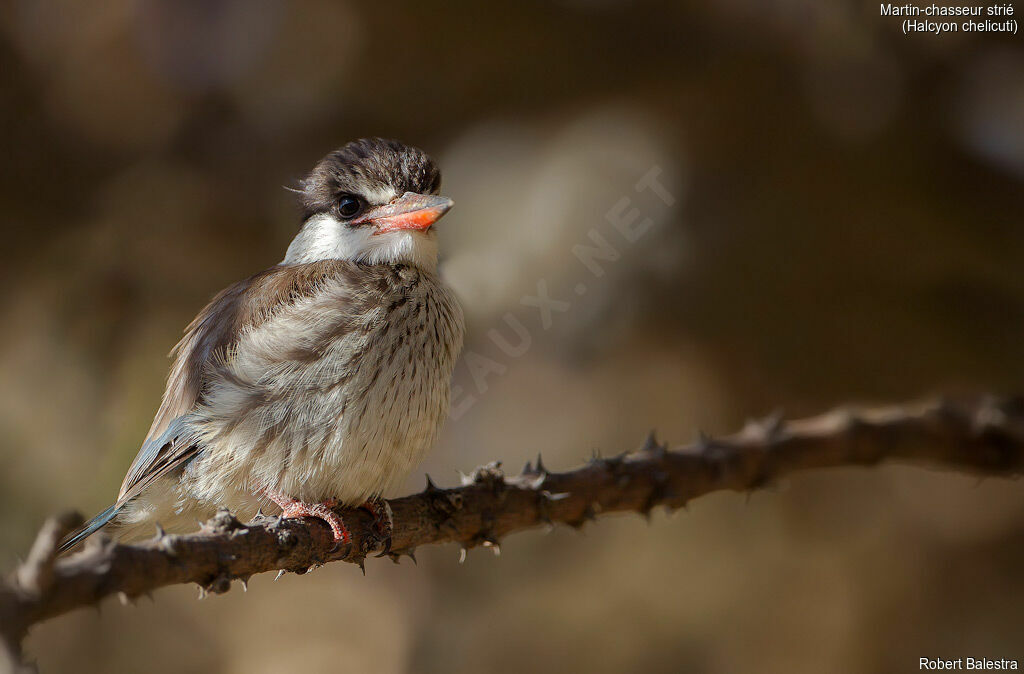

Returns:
362,192,453,234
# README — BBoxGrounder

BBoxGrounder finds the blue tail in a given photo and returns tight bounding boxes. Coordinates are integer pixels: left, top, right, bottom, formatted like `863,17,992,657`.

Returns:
59,504,121,552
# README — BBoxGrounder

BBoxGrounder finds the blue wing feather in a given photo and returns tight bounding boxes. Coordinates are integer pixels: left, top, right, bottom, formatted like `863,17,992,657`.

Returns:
58,505,119,552
59,415,195,552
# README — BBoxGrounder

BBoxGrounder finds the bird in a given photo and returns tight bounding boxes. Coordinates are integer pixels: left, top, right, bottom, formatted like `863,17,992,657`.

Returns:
60,138,465,554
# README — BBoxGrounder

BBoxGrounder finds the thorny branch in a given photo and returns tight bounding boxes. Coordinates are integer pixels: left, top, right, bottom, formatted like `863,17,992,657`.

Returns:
2,395,1023,664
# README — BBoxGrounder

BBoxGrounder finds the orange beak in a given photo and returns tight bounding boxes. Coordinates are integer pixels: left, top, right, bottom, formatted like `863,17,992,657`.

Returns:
359,192,453,234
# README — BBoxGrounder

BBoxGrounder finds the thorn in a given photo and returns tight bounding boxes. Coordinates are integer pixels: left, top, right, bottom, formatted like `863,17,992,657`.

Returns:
458,470,473,486
535,453,547,475
255,507,265,518
197,586,207,600
407,549,417,565
387,552,402,564
834,407,861,433
468,461,506,490
973,400,1008,434
206,574,232,595
274,569,286,581
458,547,467,564
357,558,366,575
762,408,785,438
742,418,758,436
525,473,546,490
153,523,166,540
522,461,534,475
240,577,249,592
744,410,784,440
479,533,502,556
159,535,178,557
643,432,669,458
117,592,131,606
425,474,441,492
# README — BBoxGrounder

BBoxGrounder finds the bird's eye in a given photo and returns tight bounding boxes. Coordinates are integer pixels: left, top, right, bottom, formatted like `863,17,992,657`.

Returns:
337,196,363,219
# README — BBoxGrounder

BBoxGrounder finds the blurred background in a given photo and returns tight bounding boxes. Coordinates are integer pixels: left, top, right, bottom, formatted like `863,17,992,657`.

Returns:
1,1,1023,672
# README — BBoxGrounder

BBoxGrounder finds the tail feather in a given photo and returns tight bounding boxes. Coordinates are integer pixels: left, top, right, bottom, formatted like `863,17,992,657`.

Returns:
59,504,120,553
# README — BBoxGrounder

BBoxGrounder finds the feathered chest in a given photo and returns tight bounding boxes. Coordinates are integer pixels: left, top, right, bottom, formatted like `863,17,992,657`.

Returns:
181,262,464,503
273,265,465,422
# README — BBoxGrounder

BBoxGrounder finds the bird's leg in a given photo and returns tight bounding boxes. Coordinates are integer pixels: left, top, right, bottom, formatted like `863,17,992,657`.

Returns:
361,496,393,555
261,488,351,550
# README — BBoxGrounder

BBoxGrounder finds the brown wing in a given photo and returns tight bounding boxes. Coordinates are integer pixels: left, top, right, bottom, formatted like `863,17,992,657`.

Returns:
116,259,355,503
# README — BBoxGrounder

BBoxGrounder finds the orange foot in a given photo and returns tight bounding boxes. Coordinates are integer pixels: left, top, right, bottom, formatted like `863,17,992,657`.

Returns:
262,489,351,550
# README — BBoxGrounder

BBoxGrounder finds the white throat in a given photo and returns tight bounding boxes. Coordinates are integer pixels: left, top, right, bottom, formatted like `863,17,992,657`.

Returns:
282,213,439,270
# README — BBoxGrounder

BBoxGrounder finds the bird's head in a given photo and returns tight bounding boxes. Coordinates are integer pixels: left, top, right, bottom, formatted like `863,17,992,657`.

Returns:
284,138,452,269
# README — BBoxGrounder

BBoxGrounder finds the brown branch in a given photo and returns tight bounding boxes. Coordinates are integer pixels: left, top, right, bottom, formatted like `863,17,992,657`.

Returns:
3,395,1023,662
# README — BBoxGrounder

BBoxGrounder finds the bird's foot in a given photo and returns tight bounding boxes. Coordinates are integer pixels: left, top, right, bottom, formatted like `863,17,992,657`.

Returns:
262,489,351,552
361,497,394,556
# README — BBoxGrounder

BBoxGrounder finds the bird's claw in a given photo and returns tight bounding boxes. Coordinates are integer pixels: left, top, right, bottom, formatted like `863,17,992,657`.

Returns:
362,497,393,556
261,488,351,552
373,537,393,557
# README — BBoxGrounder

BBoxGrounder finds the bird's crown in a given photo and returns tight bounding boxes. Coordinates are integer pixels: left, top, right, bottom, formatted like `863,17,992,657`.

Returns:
300,138,441,218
